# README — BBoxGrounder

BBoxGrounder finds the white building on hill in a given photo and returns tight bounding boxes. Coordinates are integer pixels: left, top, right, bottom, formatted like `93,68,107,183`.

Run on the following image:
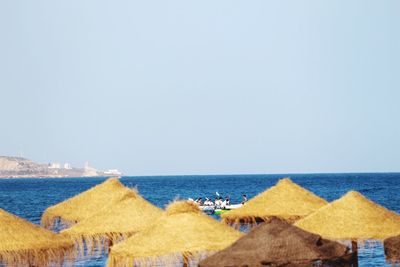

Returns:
48,163,61,169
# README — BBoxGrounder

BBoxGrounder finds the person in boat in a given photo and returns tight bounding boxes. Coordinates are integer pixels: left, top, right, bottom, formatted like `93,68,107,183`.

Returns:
225,196,230,206
214,197,222,208
204,198,213,206
214,197,219,207
241,194,248,204
218,197,223,206
221,197,229,209
197,197,203,205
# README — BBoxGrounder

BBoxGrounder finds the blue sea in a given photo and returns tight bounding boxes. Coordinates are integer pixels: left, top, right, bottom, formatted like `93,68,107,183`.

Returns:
1,173,399,267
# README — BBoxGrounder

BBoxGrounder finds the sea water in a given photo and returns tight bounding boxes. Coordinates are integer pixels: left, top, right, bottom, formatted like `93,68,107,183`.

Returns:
1,173,399,267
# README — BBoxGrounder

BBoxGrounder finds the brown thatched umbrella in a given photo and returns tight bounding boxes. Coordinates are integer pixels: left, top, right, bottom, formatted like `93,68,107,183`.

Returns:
295,191,400,266
384,235,400,263
41,177,133,229
107,201,243,267
221,178,327,225
61,189,163,255
199,218,355,267
0,208,74,267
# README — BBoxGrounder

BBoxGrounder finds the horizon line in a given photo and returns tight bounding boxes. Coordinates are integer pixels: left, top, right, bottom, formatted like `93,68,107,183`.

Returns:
120,171,400,178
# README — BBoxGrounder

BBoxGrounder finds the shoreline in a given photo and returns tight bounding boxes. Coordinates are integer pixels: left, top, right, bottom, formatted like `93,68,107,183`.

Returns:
1,171,400,180
0,175,115,180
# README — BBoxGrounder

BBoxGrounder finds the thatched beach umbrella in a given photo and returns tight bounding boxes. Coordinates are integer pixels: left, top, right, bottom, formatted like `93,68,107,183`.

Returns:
42,177,133,229
199,218,355,267
107,201,243,267
221,178,327,225
0,208,74,267
61,190,163,254
295,191,400,266
384,235,400,263
295,191,400,240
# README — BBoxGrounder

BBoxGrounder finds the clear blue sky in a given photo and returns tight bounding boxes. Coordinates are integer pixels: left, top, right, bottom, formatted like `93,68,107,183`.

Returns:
0,1,399,175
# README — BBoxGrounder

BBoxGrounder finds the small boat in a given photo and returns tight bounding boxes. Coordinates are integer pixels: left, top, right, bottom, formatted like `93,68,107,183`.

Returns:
199,203,243,215
200,205,216,212
224,204,243,210
214,209,229,216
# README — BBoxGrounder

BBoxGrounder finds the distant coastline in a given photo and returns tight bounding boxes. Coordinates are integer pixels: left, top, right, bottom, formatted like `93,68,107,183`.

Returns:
0,156,122,179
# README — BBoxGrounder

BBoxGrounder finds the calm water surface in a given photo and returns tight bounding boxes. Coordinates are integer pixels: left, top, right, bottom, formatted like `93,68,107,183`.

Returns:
1,173,399,267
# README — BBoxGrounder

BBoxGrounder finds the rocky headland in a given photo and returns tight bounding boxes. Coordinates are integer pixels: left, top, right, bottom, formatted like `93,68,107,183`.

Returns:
0,156,119,178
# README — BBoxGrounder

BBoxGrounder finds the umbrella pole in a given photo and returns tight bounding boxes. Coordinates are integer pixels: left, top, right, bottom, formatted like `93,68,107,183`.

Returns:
108,239,113,253
351,240,358,267
183,253,190,267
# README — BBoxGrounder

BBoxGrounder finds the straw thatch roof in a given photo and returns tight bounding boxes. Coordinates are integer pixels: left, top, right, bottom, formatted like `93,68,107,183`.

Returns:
42,177,133,229
199,218,355,267
0,208,74,267
107,201,243,267
221,178,327,225
295,191,400,240
384,235,400,263
61,189,163,254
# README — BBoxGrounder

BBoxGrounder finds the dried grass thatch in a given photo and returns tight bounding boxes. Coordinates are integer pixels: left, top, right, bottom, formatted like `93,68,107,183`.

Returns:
0,208,74,267
221,178,327,226
295,191,400,241
199,218,355,267
384,235,400,263
41,177,133,230
60,189,163,255
107,200,243,267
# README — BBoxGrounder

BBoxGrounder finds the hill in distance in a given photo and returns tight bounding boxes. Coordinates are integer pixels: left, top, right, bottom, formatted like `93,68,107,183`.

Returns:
0,156,120,178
